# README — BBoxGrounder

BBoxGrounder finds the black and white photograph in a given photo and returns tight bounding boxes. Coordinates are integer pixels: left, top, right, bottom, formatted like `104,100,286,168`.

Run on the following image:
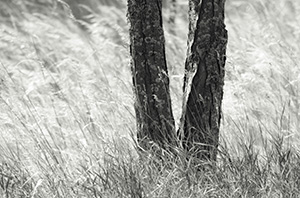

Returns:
0,0,299,197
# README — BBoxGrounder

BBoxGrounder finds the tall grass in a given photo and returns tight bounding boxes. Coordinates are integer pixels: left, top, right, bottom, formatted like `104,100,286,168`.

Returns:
0,0,299,197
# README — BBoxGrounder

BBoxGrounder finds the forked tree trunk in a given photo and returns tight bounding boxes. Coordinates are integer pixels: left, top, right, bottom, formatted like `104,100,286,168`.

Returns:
127,0,176,151
179,0,228,161
127,0,227,161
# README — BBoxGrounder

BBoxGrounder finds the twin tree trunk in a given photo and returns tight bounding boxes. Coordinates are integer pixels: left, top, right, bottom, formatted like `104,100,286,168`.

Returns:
128,0,227,161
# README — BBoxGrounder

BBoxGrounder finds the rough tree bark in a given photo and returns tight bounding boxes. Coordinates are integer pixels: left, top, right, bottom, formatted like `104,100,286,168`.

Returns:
127,0,176,151
179,0,228,161
127,0,227,161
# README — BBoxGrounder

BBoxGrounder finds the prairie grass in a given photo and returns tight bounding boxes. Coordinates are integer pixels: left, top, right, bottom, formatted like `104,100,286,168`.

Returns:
0,0,299,197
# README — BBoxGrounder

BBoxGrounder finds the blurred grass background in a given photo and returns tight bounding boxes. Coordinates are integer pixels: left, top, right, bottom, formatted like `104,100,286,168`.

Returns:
0,0,299,197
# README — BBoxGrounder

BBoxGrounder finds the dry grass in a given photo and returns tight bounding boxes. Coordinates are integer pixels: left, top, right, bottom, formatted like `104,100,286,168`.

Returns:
0,0,299,197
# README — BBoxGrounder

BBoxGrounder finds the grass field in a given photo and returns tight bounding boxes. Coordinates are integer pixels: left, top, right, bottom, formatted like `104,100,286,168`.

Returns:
0,0,299,197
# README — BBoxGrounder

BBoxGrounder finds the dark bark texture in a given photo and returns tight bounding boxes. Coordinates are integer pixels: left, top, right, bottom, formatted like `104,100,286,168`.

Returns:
127,0,176,150
180,0,228,160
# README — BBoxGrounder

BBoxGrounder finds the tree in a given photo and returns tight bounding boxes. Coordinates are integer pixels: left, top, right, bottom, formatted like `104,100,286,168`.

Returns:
179,0,228,160
127,0,228,161
127,0,177,151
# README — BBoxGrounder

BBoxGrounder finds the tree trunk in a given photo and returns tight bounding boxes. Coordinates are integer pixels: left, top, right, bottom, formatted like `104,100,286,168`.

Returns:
179,0,228,161
127,0,228,161
127,0,176,151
